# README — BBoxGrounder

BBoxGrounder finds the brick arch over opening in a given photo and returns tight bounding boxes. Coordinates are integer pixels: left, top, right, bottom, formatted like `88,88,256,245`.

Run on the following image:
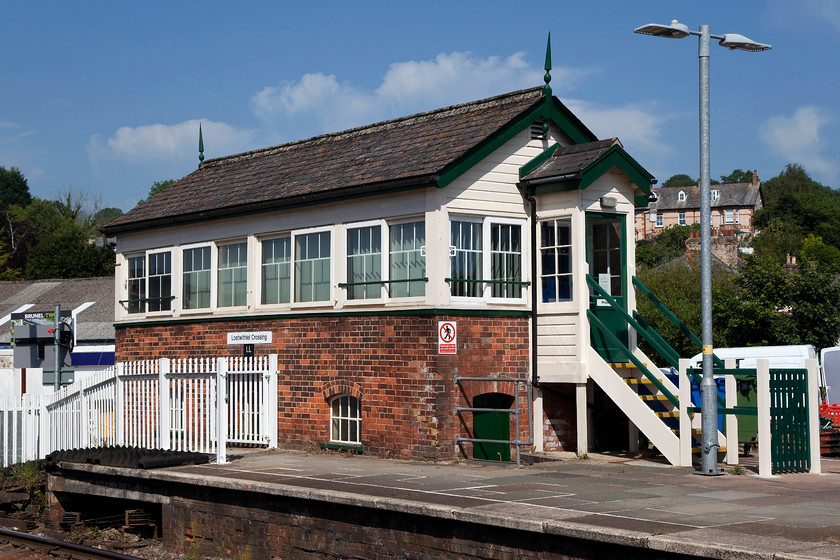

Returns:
322,380,364,402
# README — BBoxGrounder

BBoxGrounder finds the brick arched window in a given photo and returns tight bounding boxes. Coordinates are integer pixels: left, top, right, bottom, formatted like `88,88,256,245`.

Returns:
330,395,361,444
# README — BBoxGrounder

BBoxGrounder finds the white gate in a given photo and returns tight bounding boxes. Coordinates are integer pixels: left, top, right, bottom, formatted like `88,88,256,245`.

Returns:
0,355,278,467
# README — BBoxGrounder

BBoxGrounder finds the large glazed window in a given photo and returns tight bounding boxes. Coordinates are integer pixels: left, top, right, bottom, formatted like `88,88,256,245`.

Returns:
490,222,522,298
330,395,361,444
346,225,382,300
295,231,331,303
389,221,425,297
147,252,172,312
450,220,483,297
127,256,146,314
183,246,211,309
540,219,572,303
218,242,247,307
262,236,291,305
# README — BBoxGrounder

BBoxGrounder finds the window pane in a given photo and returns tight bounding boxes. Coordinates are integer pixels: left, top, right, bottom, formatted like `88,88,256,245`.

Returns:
127,256,146,314
295,232,331,302
490,223,522,298
262,237,291,304
218,243,247,307
347,226,382,300
148,252,172,312
183,247,211,309
539,219,572,303
450,221,482,297
390,221,425,297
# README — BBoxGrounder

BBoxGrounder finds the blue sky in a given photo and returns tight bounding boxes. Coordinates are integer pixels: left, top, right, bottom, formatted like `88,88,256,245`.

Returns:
1,1,838,213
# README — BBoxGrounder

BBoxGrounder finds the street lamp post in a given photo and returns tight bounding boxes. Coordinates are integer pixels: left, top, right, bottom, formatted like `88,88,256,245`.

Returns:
634,20,771,475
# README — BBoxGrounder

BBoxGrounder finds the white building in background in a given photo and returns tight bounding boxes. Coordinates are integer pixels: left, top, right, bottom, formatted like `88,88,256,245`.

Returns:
0,277,115,396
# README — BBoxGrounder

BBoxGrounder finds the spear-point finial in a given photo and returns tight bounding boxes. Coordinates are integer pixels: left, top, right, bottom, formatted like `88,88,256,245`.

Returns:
543,32,552,97
198,123,205,168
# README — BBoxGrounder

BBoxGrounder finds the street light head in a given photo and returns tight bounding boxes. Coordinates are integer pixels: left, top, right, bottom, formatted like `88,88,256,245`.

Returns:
719,33,772,51
634,20,690,39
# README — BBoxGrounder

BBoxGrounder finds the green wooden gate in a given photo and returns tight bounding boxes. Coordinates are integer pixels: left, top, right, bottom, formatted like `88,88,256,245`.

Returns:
770,368,810,473
473,393,514,462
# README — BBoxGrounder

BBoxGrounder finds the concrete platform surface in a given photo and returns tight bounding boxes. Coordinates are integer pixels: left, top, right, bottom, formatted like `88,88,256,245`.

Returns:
116,451,840,559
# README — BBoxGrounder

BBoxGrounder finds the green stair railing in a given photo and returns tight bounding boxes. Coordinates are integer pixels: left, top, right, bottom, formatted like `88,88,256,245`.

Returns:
585,275,679,408
632,276,724,369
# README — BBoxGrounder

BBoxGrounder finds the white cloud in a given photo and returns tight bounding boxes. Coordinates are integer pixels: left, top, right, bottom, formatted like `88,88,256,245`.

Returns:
565,99,672,156
0,121,36,145
251,51,589,136
87,119,256,164
759,105,837,180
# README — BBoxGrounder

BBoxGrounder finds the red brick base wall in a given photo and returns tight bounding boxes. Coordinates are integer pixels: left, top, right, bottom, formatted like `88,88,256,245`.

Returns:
116,313,530,461
541,384,578,452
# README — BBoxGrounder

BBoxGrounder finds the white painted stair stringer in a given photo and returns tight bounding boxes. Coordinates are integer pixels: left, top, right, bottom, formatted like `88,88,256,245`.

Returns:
631,348,727,455
587,347,680,466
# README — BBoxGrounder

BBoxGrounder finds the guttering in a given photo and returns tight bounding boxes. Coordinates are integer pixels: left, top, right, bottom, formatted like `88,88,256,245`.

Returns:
520,172,581,187
519,182,540,388
102,174,440,236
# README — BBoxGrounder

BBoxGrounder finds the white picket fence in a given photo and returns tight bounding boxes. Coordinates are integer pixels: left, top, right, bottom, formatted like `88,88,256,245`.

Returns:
0,355,279,467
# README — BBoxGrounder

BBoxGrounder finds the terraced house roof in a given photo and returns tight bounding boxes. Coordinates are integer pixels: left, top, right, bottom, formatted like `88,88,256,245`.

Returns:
104,87,597,235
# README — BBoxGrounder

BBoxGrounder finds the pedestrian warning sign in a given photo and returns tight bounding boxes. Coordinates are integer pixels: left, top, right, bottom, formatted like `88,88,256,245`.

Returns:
438,321,457,354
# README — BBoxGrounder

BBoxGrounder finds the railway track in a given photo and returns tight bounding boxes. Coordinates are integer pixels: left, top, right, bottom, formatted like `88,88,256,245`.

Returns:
0,527,145,559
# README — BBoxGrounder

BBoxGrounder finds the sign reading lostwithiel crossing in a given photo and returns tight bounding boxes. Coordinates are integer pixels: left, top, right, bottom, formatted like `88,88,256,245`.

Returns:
438,321,457,354
227,332,273,344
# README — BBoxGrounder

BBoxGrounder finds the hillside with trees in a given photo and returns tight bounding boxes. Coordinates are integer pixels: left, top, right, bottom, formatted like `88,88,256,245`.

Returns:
637,165,840,355
0,166,117,280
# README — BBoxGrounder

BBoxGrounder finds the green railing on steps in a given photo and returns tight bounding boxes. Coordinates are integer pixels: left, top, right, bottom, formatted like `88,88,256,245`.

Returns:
632,276,724,369
585,275,679,408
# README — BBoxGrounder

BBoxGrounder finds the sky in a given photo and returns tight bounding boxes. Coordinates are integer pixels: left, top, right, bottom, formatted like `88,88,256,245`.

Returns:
1,1,838,213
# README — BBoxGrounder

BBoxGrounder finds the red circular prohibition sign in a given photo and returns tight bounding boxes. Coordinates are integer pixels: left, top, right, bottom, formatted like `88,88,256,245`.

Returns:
439,322,455,343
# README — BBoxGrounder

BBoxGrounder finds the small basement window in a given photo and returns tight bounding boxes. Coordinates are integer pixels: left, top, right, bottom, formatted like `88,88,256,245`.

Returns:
330,395,361,444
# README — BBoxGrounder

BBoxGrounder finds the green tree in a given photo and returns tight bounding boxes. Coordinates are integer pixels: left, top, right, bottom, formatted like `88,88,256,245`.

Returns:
752,218,804,264
139,179,176,204
92,207,123,227
801,234,840,274
662,174,696,188
635,257,739,360
760,163,825,209
0,166,32,207
636,224,698,268
720,169,753,184
25,219,114,279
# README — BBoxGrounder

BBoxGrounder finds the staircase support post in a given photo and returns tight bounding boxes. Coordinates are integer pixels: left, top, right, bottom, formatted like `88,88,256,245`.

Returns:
576,383,588,457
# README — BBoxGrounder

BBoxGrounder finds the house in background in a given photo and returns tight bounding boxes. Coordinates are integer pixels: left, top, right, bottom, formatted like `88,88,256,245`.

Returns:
635,170,763,241
0,277,115,396
103,59,683,463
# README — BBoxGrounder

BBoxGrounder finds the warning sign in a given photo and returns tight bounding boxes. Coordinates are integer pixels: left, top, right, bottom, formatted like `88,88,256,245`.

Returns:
438,321,457,355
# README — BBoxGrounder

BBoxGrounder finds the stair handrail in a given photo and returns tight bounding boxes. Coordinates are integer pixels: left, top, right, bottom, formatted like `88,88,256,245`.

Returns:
586,310,679,408
585,275,681,373
632,311,682,369
632,276,724,369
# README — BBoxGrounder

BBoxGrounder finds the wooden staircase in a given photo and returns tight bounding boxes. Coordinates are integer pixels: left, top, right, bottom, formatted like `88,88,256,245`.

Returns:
588,348,728,467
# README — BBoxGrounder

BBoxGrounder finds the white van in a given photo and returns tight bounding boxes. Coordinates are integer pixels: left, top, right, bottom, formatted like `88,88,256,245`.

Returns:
690,344,817,372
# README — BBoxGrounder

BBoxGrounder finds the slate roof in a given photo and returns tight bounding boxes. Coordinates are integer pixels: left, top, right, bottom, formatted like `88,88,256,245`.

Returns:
0,277,114,345
105,87,594,235
649,182,762,211
519,138,620,182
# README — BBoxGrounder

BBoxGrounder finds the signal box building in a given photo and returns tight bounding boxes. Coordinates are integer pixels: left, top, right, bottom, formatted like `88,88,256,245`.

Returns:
104,74,659,462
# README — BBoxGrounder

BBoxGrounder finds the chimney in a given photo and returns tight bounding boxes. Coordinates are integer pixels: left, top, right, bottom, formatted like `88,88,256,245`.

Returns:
783,254,799,273
752,170,759,186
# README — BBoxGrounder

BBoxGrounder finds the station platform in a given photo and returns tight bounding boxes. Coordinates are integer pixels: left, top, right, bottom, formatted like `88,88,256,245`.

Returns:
49,449,840,559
